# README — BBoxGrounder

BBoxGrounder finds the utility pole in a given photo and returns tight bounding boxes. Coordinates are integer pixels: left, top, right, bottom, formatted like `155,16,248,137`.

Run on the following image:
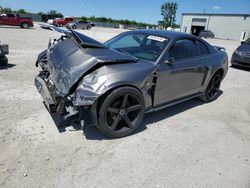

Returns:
170,15,174,28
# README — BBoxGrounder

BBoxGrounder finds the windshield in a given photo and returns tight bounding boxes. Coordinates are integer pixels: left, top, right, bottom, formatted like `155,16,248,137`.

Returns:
105,33,169,62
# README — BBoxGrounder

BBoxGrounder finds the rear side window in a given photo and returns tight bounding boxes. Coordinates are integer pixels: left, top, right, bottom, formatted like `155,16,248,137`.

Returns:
197,40,209,55
169,39,199,61
7,14,15,18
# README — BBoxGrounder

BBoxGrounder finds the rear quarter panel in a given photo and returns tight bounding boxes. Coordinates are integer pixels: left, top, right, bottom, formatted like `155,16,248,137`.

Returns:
202,50,228,90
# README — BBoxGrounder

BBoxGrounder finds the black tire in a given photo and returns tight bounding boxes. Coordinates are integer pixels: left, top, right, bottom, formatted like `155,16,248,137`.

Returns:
21,22,29,29
0,56,8,66
87,26,90,30
72,25,77,29
200,72,222,102
97,87,145,138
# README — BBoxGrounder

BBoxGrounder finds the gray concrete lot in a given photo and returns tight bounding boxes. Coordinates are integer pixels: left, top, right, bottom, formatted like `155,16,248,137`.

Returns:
0,24,250,188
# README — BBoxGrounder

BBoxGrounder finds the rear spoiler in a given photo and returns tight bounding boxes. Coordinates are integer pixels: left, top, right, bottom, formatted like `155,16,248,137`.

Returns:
213,45,226,51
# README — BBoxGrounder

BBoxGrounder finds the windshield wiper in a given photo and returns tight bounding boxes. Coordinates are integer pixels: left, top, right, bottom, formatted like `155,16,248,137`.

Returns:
115,48,131,56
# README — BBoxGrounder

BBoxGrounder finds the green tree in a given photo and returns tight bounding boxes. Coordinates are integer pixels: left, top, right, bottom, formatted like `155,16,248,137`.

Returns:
37,12,45,15
1,7,13,13
161,2,178,28
47,9,63,18
16,9,27,14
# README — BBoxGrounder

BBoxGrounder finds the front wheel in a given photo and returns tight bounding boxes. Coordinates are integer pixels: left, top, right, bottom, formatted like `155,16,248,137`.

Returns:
200,72,222,102
97,87,145,138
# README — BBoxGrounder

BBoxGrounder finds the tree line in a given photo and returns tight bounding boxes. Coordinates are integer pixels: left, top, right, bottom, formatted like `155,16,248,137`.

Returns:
0,6,155,27
1,2,179,28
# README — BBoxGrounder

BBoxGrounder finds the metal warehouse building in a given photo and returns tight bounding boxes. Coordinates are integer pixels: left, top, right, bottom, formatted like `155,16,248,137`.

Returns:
180,13,250,41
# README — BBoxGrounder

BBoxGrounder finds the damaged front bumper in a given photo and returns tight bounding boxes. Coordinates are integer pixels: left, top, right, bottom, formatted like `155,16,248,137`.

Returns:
34,71,97,127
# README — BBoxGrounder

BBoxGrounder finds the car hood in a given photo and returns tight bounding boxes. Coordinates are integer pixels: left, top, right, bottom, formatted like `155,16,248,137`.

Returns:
237,44,250,52
47,38,138,95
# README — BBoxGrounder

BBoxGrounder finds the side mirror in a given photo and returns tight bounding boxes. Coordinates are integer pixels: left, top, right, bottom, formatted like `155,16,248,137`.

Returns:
165,57,175,64
241,41,245,44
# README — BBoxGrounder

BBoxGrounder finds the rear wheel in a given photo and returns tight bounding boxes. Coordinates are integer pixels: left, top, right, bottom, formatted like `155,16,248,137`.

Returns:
97,87,145,138
72,25,77,29
21,22,29,29
200,72,222,102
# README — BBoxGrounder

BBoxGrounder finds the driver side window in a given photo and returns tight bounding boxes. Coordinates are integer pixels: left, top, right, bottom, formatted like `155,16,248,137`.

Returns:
169,39,199,61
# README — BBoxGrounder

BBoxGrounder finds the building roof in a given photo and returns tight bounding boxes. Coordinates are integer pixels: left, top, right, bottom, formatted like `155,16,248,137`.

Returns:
182,13,250,17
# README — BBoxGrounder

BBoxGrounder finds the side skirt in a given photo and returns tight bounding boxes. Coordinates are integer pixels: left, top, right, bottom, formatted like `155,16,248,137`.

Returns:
145,92,203,113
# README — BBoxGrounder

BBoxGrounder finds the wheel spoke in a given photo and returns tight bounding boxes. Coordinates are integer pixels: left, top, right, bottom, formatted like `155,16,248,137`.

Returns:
214,78,220,85
127,104,141,113
208,83,214,93
123,114,133,128
111,115,121,131
121,94,128,108
107,107,119,113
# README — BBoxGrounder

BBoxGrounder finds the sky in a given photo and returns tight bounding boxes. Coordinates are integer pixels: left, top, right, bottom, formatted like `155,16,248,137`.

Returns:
0,0,250,24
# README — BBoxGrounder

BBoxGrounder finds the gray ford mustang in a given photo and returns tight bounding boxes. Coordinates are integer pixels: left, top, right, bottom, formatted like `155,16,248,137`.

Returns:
35,27,228,138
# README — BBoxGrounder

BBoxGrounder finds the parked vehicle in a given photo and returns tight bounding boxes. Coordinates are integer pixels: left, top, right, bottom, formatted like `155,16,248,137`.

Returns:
199,30,215,38
0,13,33,29
231,38,250,68
53,17,75,27
0,42,9,66
66,21,92,30
35,26,228,138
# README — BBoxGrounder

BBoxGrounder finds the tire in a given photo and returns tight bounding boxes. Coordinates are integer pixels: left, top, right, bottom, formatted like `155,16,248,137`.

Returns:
21,22,29,29
0,56,8,66
87,26,90,30
72,25,76,30
199,72,222,103
97,87,145,138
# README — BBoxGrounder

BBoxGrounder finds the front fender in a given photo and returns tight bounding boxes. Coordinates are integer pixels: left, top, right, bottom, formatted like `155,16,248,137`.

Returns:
73,64,157,110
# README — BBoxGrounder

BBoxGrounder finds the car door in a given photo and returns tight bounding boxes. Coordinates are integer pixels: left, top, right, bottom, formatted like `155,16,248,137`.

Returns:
154,38,209,107
6,14,16,26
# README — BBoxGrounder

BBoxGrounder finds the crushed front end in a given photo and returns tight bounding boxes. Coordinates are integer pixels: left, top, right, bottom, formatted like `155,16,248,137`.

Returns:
34,36,100,127
34,29,138,127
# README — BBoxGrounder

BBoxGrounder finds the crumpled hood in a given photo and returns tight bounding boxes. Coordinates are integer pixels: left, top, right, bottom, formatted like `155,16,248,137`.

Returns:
47,38,138,95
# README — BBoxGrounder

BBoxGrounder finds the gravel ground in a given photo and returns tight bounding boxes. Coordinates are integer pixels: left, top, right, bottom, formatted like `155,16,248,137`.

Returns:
0,24,250,188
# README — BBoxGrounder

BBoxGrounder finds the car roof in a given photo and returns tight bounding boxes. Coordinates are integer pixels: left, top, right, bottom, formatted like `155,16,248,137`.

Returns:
123,29,192,40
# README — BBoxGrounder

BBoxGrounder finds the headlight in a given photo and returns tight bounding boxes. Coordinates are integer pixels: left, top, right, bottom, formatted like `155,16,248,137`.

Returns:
235,50,243,56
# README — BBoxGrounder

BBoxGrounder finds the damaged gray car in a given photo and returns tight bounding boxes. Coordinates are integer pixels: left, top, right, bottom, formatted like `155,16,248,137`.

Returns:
35,27,228,138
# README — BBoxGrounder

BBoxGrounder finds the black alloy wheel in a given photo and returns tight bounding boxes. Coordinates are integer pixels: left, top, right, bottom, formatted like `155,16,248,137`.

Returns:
200,72,222,102
98,87,145,138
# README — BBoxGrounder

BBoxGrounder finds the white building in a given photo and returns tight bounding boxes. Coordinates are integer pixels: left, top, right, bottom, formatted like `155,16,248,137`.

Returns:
180,13,250,41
